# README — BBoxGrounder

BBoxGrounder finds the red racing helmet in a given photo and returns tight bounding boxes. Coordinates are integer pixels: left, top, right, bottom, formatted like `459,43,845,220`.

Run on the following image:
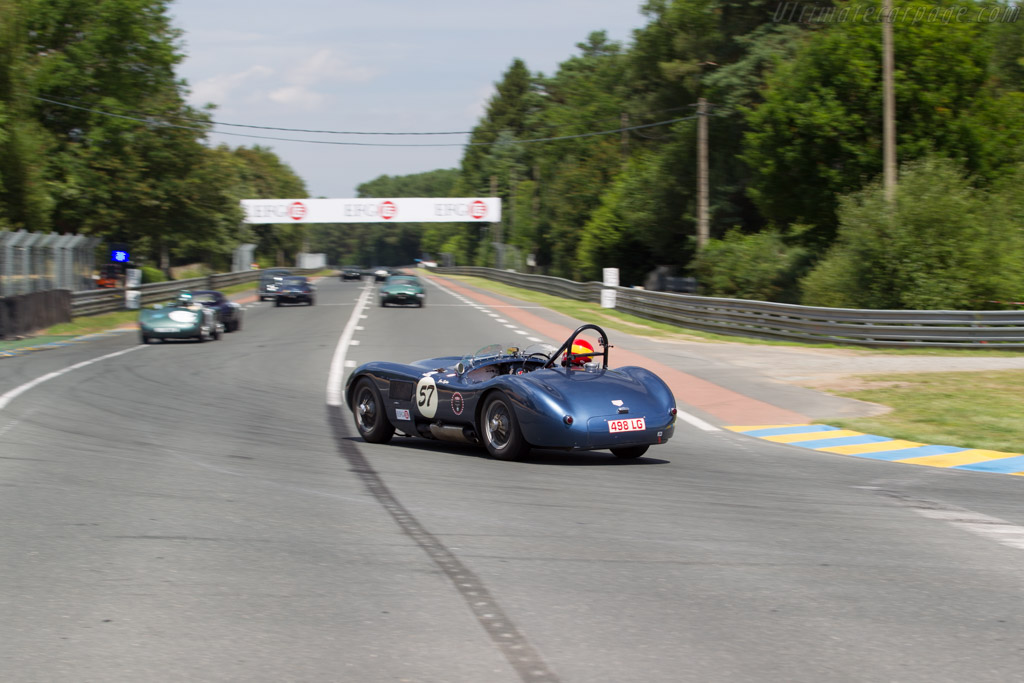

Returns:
562,338,595,366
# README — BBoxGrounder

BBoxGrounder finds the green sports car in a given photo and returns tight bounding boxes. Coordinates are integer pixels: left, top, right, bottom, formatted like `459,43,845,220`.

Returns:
138,292,224,343
379,274,425,307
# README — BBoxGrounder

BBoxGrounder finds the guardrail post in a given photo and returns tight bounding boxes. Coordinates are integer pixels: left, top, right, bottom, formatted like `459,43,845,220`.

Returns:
601,268,618,309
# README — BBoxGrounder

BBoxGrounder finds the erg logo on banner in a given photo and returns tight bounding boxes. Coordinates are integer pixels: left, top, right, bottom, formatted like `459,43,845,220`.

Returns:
289,202,307,220
434,200,488,220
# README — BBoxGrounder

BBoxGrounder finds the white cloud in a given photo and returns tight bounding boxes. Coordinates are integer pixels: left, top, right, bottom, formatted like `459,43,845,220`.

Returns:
268,85,325,110
290,49,377,86
188,65,274,107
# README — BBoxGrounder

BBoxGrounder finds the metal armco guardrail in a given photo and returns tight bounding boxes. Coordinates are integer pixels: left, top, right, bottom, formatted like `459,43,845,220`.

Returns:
69,268,318,317
435,266,1024,349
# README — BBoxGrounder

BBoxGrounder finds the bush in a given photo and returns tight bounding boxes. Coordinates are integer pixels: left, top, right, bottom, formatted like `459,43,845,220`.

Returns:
800,157,1024,310
140,266,166,284
692,228,808,302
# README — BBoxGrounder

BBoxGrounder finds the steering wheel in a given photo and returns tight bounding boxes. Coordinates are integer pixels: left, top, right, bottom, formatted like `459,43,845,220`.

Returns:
526,351,551,365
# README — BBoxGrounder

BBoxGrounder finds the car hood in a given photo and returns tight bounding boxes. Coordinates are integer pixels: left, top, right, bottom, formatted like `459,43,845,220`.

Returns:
139,308,202,325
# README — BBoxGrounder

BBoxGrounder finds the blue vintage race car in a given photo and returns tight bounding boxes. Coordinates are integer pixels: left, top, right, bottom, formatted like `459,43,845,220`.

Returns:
345,324,677,460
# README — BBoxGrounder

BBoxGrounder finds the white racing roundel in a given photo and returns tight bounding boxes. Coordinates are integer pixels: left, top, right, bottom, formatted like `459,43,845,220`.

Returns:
415,375,438,418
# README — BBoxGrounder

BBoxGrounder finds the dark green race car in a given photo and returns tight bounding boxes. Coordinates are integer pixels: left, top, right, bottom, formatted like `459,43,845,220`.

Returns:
138,291,224,344
379,274,425,307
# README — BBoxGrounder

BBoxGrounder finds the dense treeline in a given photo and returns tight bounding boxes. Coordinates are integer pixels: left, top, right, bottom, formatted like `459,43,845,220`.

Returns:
0,0,308,272
354,0,1024,308
2,0,1023,307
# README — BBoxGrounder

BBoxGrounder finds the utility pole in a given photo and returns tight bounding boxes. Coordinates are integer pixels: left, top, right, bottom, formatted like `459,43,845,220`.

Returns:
696,97,709,250
882,0,897,204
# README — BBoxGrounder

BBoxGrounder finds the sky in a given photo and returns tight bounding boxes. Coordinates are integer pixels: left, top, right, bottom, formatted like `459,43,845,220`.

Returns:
167,1,650,199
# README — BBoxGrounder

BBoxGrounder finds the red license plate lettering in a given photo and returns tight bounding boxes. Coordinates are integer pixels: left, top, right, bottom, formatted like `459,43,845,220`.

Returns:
608,417,646,433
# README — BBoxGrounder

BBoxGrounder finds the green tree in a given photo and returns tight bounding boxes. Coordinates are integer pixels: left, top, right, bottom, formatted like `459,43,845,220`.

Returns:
800,157,1024,310
743,0,1023,246
231,145,308,267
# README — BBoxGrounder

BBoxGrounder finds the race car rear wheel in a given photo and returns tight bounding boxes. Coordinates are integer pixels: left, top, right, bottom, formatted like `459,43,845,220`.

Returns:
353,378,395,444
482,393,530,460
611,445,649,459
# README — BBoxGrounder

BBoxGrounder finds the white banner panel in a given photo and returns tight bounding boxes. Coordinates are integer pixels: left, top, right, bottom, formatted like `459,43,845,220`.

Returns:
241,197,501,224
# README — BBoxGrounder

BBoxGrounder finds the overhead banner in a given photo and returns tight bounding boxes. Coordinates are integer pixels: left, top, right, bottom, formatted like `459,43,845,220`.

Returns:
241,197,501,224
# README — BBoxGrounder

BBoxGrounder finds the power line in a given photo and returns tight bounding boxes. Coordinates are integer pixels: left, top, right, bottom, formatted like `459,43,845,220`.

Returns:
32,95,699,147
35,94,697,136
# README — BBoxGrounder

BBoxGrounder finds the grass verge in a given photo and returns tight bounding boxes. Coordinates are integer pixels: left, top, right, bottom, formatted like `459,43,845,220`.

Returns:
823,370,1024,454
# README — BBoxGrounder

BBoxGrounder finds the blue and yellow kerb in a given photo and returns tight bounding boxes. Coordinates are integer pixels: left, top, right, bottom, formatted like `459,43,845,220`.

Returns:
726,424,1024,476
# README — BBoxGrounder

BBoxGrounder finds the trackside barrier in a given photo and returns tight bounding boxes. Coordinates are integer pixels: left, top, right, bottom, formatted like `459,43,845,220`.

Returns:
69,268,320,317
435,266,1024,349
0,290,72,339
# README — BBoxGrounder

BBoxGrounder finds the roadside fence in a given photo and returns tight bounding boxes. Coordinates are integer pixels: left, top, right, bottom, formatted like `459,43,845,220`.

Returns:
0,230,98,297
435,266,1024,349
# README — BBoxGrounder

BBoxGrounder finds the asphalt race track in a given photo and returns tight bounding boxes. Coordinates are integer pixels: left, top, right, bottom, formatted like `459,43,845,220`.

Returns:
2,275,1024,682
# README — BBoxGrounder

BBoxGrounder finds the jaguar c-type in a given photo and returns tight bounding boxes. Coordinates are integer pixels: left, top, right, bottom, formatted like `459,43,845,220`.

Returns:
345,324,677,460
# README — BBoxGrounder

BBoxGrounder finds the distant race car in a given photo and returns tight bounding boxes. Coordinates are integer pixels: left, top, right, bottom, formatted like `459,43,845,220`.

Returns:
379,274,425,307
345,324,677,460
368,266,391,282
339,265,364,281
257,268,292,301
275,275,316,306
138,292,224,344
191,289,243,332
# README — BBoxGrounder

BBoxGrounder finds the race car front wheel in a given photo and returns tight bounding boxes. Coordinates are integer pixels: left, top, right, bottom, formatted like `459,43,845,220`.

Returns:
482,393,530,460
353,378,395,444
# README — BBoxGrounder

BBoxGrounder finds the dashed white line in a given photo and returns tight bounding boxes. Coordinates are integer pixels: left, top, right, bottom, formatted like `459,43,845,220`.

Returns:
326,283,374,407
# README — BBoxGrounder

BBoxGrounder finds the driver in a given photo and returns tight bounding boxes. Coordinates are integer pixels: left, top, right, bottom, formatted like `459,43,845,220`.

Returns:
562,338,595,367
174,291,200,309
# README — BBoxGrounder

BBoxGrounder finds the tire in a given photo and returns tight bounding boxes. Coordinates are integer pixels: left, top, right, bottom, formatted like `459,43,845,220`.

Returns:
481,393,530,460
309,298,315,306
212,325,222,341
611,445,649,459
379,300,386,307
140,334,149,345
274,298,281,307
352,378,395,444
233,316,242,332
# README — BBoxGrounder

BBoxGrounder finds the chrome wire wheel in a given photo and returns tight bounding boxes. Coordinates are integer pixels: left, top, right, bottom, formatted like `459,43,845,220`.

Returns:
356,386,378,434
481,393,529,460
484,401,512,450
351,378,395,444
